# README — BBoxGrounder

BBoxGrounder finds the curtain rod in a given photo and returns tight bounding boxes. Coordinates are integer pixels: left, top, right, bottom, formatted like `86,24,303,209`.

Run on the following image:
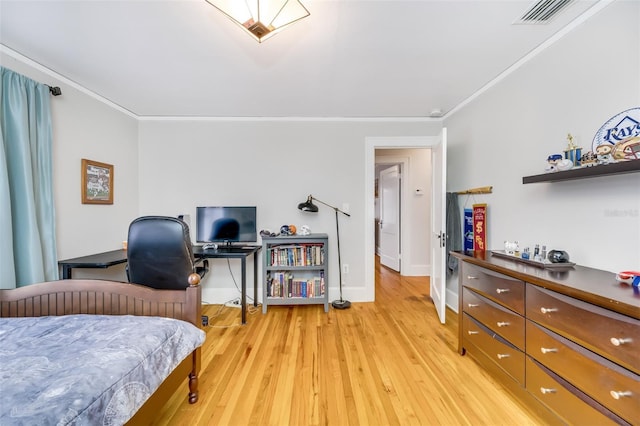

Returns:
1,64,62,95
47,85,62,96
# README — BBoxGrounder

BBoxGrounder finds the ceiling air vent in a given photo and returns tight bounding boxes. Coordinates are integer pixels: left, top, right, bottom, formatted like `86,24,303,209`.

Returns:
516,0,574,24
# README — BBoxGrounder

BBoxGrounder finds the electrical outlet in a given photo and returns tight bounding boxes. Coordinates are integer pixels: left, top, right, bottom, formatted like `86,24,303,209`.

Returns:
343,264,349,274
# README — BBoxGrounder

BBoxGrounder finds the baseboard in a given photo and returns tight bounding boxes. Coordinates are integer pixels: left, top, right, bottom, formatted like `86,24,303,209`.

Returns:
402,264,430,276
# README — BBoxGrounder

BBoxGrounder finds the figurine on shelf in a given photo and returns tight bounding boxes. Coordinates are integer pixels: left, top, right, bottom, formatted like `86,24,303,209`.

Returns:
581,150,597,167
611,136,640,161
545,154,562,173
595,144,614,164
298,224,311,236
556,159,573,171
279,224,292,235
564,133,582,167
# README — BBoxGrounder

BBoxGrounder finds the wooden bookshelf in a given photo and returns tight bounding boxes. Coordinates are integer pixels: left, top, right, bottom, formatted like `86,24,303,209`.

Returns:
262,234,329,313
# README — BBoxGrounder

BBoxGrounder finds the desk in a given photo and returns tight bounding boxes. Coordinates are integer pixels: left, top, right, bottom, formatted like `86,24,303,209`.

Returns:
58,245,261,324
58,249,128,280
193,245,261,325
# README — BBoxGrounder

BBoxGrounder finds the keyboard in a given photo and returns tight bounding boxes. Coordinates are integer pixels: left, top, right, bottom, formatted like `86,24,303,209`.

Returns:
200,244,258,252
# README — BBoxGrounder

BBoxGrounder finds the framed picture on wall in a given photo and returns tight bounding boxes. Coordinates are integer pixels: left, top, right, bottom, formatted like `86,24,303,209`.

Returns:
81,159,113,204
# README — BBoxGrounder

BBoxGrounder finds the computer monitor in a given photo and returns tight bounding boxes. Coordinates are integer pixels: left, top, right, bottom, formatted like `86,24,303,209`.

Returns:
196,206,257,245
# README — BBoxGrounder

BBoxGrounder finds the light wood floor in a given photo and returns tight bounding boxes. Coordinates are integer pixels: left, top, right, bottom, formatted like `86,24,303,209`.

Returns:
152,258,546,425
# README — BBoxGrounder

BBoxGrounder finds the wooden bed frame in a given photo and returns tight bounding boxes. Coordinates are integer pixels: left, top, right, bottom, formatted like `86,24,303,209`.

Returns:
0,274,203,425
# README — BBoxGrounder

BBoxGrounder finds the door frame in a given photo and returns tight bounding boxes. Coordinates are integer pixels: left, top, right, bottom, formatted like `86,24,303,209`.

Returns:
364,136,441,302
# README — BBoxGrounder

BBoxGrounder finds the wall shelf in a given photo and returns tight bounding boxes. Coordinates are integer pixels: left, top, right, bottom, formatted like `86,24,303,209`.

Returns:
522,160,640,184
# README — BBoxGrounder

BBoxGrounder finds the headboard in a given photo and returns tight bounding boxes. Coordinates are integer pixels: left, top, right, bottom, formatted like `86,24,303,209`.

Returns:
0,277,202,328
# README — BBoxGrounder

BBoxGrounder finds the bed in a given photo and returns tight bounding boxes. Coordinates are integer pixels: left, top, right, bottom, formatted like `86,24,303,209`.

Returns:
0,273,205,425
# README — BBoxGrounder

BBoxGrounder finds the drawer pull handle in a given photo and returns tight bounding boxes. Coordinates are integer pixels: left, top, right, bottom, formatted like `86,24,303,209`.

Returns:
496,288,510,294
467,303,479,308
496,353,510,359
540,387,557,395
610,337,633,346
496,321,510,327
467,275,478,280
540,307,558,314
468,330,480,335
610,390,632,400
540,347,558,354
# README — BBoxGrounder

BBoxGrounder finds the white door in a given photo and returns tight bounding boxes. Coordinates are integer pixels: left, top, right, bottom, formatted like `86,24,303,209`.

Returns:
378,165,400,271
430,129,447,323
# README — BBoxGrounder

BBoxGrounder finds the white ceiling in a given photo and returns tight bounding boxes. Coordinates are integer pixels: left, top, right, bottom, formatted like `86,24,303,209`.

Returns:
0,0,604,118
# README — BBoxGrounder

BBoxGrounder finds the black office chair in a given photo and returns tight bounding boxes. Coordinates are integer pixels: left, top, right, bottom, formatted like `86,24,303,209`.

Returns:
126,216,208,290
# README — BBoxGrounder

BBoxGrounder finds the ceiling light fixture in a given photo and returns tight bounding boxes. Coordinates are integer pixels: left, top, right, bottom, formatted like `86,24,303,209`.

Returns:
205,0,310,43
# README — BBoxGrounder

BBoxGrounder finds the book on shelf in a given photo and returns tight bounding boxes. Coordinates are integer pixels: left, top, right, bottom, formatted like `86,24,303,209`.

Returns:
266,271,325,299
268,243,325,267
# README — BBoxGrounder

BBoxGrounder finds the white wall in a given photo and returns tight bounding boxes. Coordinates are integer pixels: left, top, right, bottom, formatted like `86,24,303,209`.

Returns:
1,49,139,280
444,0,640,308
4,1,636,301
138,119,441,304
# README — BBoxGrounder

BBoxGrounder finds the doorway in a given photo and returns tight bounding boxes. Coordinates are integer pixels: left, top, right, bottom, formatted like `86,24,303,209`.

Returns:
374,148,431,277
364,136,442,304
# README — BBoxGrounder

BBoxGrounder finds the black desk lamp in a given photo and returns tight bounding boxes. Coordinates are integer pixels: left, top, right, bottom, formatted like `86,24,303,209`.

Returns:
297,195,351,309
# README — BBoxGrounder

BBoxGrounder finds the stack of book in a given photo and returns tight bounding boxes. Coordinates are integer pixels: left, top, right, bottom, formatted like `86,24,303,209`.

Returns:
268,244,325,267
266,271,325,298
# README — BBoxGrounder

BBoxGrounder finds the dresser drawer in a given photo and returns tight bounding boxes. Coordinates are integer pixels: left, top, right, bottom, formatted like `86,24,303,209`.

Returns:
525,357,622,426
526,320,639,423
527,284,639,374
462,313,524,384
463,287,525,350
462,263,524,314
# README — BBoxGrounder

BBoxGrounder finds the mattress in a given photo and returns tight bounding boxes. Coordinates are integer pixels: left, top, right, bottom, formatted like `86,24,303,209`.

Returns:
0,314,205,425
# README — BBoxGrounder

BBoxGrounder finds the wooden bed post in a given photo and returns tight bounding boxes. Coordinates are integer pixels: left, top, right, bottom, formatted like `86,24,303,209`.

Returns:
189,358,199,404
186,273,203,329
186,273,202,405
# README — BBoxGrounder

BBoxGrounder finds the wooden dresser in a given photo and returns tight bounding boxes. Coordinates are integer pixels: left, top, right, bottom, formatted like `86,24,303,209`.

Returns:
452,251,639,425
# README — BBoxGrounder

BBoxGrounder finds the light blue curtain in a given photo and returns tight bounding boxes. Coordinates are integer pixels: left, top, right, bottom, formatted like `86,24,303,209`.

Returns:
0,66,58,288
